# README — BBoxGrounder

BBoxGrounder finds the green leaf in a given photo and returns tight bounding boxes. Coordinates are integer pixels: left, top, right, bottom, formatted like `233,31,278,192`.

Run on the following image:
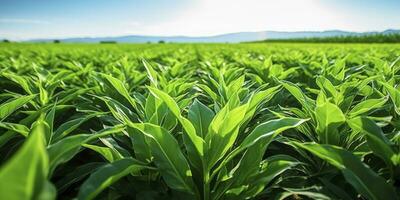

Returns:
348,97,388,117
213,117,306,181
48,134,91,175
188,99,214,138
148,87,204,149
381,81,400,115
315,101,345,144
127,127,152,163
144,93,161,122
148,87,204,171
293,142,398,200
143,60,159,86
226,155,300,199
0,117,49,200
347,117,396,167
48,125,125,174
56,162,103,193
281,81,315,118
0,122,30,137
206,103,248,169
2,72,34,94
78,158,146,200
240,117,307,150
38,81,49,105
275,188,331,200
100,96,138,124
0,94,36,121
52,114,96,142
45,103,57,143
37,181,57,200
316,76,341,104
330,56,346,81
132,123,198,195
242,85,281,125
102,74,138,110
83,144,123,162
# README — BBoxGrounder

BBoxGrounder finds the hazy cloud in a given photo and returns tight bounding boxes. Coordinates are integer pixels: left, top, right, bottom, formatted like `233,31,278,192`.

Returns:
0,18,51,25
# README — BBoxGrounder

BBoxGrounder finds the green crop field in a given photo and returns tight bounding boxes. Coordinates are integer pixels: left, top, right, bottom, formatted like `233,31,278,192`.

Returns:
0,43,400,200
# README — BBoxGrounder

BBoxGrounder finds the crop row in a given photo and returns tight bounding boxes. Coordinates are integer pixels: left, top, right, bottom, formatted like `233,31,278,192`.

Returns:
0,43,399,199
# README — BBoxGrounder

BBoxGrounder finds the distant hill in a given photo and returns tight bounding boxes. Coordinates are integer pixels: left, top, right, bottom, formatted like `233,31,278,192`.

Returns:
27,29,400,43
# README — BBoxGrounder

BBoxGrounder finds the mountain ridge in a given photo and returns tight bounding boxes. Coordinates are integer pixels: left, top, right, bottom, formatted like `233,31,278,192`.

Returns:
27,29,400,43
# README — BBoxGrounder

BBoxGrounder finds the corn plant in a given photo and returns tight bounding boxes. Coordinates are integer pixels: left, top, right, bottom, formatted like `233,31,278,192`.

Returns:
0,43,399,200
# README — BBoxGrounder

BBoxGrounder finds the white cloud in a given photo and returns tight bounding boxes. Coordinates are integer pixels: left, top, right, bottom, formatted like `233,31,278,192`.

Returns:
125,0,354,36
120,21,142,27
2,0,396,40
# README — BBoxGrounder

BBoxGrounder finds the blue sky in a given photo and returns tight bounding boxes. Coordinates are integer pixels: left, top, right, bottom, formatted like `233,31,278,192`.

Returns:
0,0,399,40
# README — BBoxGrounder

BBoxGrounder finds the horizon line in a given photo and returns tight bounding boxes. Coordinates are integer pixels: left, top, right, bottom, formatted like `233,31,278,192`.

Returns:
2,28,399,41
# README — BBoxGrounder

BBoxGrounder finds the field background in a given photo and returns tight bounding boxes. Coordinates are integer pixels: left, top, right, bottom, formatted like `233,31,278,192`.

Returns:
0,43,400,200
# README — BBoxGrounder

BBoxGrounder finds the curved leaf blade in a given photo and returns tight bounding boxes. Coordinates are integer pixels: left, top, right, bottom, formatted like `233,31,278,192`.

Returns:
0,94,36,121
293,142,398,200
78,158,146,200
0,118,49,200
132,123,198,195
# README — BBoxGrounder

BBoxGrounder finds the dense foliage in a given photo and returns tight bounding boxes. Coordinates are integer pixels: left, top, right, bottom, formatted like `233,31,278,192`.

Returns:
0,43,400,200
256,33,400,43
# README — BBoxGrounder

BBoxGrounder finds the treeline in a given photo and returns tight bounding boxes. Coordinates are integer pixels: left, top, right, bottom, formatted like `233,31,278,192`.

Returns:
254,33,400,43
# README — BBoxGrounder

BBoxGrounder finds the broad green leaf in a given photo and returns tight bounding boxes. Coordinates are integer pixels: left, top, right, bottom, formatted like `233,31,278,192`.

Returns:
0,117,49,200
148,87,204,171
330,56,346,81
226,76,245,98
48,134,91,175
2,72,34,94
316,76,341,104
37,181,57,200
82,144,123,162
0,94,36,120
315,101,345,144
294,142,398,200
132,123,198,195
381,81,400,115
347,117,396,167
281,81,315,118
226,155,300,199
48,125,125,174
56,162,103,193
102,74,138,110
213,118,306,181
240,117,307,150
127,127,152,163
198,84,218,101
99,137,131,158
147,87,181,118
145,93,161,122
100,96,138,124
78,158,146,200
242,85,281,123
0,107,46,147
348,97,388,117
206,103,248,169
52,114,96,142
188,99,215,138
